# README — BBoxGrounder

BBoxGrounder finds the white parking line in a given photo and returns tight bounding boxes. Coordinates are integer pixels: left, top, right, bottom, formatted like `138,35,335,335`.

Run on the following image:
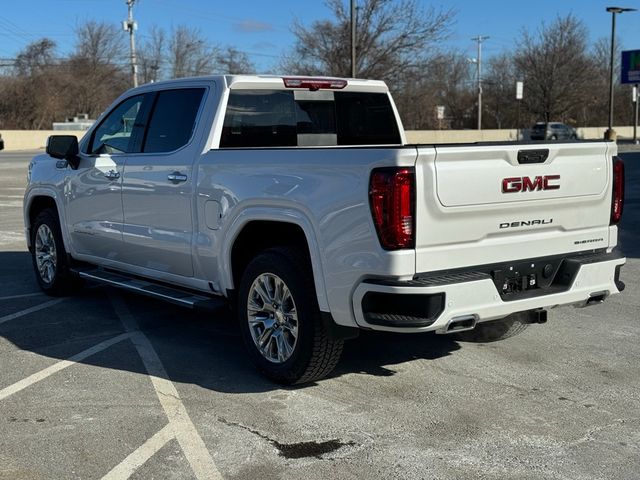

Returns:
101,424,174,480
0,292,45,301
0,298,65,325
0,332,132,401
109,293,222,480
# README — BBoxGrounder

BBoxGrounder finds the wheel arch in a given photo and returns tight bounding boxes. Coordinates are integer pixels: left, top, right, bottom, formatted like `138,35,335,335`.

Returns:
24,190,69,252
222,210,329,312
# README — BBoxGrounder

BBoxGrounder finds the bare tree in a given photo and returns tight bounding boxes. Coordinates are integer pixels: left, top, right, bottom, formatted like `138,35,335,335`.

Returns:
74,21,125,67
138,26,166,83
169,26,216,78
392,52,474,130
14,38,56,77
67,21,129,119
483,54,519,129
216,47,254,74
284,0,455,79
1,39,65,129
514,15,596,123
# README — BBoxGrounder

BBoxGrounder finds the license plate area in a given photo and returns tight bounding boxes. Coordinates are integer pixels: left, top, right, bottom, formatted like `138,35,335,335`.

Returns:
492,258,565,300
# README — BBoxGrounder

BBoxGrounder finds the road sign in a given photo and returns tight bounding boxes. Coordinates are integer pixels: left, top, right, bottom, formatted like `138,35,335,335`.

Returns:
516,81,523,100
436,106,445,119
621,50,640,84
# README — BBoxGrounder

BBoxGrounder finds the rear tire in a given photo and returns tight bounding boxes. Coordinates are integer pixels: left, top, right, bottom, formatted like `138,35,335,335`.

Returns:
30,208,81,296
455,312,529,343
237,246,343,384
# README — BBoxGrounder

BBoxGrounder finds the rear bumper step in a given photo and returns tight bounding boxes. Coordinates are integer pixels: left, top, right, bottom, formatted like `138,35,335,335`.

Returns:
352,251,625,333
73,267,227,311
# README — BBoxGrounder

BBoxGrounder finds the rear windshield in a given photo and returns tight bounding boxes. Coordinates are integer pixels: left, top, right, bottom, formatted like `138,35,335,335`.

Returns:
220,90,401,148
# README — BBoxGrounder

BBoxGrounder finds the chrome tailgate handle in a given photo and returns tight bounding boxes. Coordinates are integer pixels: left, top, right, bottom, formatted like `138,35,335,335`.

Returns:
104,169,120,180
168,172,188,183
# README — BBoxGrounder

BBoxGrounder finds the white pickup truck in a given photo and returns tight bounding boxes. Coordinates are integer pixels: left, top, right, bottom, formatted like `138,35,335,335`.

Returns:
24,75,626,384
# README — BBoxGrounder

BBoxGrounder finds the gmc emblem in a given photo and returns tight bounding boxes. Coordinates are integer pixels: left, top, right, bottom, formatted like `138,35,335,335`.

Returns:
502,175,560,193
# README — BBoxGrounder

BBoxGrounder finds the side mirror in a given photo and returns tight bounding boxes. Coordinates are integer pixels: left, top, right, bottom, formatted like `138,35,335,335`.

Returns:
46,135,80,169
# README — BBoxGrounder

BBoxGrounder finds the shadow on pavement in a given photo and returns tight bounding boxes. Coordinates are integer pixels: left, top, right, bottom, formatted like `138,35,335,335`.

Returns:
0,251,460,394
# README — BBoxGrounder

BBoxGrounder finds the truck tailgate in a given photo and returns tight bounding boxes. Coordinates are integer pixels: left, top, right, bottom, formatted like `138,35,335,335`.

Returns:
414,142,615,273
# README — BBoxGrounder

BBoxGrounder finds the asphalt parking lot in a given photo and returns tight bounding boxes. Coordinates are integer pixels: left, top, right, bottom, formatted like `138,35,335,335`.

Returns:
0,148,639,480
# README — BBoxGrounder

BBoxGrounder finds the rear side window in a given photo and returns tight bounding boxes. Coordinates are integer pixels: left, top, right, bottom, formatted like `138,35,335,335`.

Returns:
335,92,401,145
143,88,205,153
220,90,401,148
220,90,296,148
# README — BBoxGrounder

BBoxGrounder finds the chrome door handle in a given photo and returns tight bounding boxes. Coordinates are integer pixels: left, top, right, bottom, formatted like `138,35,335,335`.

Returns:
167,172,188,183
104,169,120,180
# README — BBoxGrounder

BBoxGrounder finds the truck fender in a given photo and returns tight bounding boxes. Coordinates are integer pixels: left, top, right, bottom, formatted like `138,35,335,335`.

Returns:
219,207,330,312
23,187,71,253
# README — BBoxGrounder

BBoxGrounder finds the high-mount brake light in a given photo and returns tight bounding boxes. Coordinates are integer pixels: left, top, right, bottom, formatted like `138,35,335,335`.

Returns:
369,168,415,250
611,157,625,225
282,77,348,91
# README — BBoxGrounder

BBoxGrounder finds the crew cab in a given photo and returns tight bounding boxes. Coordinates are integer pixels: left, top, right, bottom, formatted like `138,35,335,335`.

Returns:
24,75,626,384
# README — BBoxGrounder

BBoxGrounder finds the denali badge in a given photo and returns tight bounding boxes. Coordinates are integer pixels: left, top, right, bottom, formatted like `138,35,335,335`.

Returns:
500,219,553,229
502,175,560,193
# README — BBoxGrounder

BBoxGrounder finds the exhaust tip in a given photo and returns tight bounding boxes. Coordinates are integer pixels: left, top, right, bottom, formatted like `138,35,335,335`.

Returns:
586,292,607,306
443,315,478,334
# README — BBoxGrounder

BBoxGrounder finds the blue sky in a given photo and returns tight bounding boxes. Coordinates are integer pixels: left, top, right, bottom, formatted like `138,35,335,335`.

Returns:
0,0,638,72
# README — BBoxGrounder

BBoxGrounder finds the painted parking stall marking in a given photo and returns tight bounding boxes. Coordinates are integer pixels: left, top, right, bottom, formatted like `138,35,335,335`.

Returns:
107,292,223,480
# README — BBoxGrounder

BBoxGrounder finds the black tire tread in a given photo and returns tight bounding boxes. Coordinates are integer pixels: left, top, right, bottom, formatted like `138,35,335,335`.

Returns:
31,208,80,296
238,246,343,385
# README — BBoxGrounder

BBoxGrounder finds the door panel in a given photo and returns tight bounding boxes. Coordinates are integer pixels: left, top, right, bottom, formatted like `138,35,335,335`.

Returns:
120,156,195,276
119,88,205,277
65,153,125,259
66,93,150,259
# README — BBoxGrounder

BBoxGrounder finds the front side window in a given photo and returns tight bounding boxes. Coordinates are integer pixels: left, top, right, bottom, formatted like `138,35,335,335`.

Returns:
143,88,205,153
89,94,147,154
220,89,401,148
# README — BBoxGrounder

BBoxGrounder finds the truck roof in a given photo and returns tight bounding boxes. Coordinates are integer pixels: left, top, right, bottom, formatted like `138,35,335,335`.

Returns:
135,74,391,94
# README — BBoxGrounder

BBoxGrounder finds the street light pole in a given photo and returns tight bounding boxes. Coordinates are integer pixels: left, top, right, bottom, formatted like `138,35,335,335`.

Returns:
605,6,636,140
472,36,489,130
634,84,639,144
124,0,138,88
350,0,357,78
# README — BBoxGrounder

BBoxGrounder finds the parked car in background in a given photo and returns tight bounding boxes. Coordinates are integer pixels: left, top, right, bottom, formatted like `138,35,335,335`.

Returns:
531,122,578,141
0,133,4,150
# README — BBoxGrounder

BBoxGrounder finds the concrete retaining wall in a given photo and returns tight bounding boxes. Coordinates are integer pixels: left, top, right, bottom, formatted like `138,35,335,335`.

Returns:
1,126,637,151
406,126,637,144
1,130,87,151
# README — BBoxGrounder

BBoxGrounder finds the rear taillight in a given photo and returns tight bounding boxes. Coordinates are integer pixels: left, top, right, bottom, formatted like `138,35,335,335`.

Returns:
611,157,625,225
369,167,415,250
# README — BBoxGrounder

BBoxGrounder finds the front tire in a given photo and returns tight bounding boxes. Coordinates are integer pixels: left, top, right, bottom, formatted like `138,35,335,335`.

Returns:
30,208,80,296
238,247,343,384
455,312,530,343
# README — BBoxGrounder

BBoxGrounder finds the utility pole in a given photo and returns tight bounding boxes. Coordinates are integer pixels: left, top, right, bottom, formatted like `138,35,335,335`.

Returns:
124,0,138,87
634,84,639,144
605,6,636,140
471,35,489,130
350,0,357,78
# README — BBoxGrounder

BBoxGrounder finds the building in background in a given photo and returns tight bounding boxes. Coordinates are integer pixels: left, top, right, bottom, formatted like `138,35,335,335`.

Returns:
53,114,95,131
